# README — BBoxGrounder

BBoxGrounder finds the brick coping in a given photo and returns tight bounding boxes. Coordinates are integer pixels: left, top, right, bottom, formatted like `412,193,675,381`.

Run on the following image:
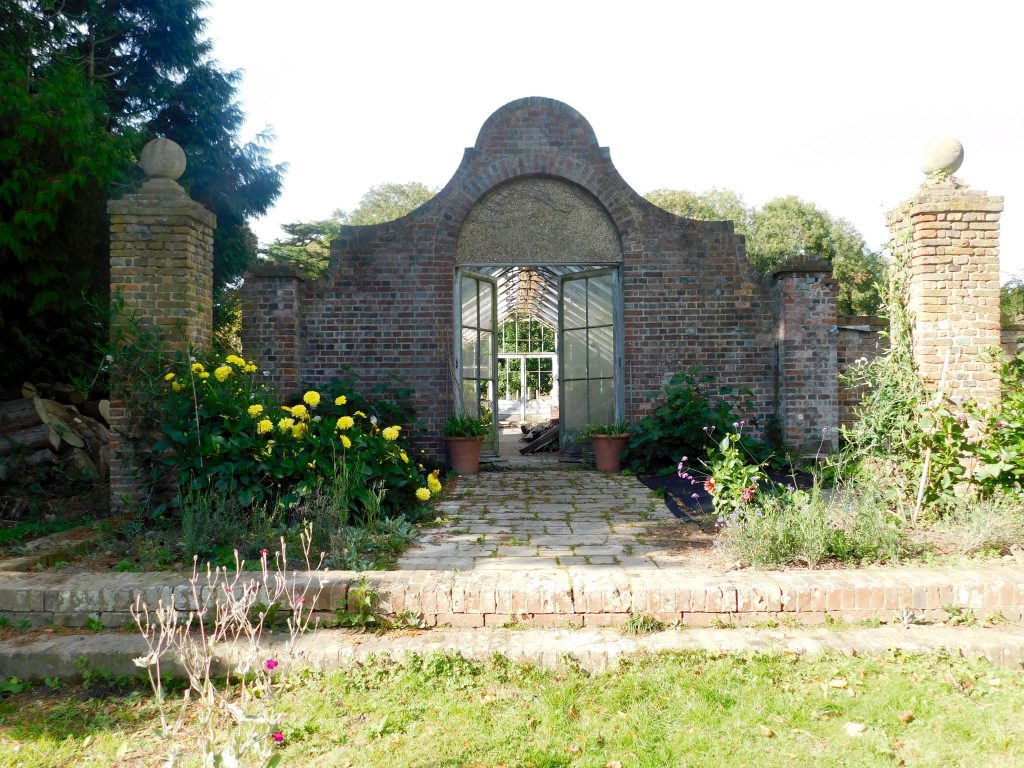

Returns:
1,563,1022,628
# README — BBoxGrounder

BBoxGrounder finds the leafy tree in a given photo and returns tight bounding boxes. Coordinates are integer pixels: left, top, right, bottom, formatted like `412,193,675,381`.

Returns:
645,188,753,236
263,182,437,278
645,188,885,315
344,182,437,226
0,0,284,388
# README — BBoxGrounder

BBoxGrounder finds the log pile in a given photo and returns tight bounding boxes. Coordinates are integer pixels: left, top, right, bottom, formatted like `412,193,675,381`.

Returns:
0,383,111,482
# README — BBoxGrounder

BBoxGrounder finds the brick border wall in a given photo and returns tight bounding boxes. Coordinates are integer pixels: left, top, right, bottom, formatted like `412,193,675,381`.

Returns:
2,566,1022,628
772,260,839,453
241,98,828,460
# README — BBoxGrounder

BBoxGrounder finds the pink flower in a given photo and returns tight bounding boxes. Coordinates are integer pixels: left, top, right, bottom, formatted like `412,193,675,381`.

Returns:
703,477,716,495
295,597,304,605
260,548,269,556
265,658,278,671
272,730,284,743
740,485,756,504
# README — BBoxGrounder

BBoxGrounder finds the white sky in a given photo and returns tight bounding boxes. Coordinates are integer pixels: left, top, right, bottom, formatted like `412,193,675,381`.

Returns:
205,0,1024,281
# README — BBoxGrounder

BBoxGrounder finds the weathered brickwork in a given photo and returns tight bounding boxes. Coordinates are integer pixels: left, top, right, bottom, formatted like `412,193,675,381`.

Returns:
886,178,1003,405
1003,326,1024,357
772,260,839,454
837,316,888,429
107,176,215,509
1,565,1022,628
241,98,830,458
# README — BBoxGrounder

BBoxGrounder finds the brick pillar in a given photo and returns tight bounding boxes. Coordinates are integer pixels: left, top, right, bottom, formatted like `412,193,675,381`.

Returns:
772,258,838,455
886,176,1003,405
239,263,303,396
107,138,216,509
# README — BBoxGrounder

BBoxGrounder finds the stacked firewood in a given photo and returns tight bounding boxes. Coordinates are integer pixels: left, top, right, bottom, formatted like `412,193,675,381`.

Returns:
0,383,111,482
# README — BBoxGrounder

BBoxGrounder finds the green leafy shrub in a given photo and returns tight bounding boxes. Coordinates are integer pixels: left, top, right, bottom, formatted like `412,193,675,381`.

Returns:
153,353,435,522
443,415,489,438
717,485,904,568
625,368,770,474
700,428,772,518
178,486,278,562
965,352,1024,496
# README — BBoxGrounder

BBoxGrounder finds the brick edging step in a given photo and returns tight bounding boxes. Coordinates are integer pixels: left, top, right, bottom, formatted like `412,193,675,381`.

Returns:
1,564,1022,628
2,624,1023,680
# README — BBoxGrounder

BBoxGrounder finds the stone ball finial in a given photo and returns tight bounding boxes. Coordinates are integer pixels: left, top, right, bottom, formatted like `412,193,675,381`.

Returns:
140,138,186,180
920,136,964,176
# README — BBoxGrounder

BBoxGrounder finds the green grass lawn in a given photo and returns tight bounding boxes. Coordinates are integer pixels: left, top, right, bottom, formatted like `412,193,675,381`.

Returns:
1,650,1022,767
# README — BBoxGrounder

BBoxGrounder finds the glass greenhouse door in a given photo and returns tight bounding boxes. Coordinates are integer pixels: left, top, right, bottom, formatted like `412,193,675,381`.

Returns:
558,268,620,443
456,270,498,454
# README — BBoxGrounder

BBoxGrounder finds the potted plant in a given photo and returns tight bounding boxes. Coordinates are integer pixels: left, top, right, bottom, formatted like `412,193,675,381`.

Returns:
444,415,489,474
580,422,632,473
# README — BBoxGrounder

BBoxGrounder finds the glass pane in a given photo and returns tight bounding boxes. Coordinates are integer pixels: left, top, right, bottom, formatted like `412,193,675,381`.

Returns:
562,278,587,330
462,329,478,377
479,331,493,377
539,370,553,394
542,326,556,352
590,325,614,378
588,378,615,425
564,329,588,379
564,379,588,435
462,379,479,418
587,274,613,327
479,281,493,330
461,276,478,329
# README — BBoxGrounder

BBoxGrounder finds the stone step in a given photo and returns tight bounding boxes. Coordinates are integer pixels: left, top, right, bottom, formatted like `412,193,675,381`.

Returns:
1,624,1022,679
1,564,1022,629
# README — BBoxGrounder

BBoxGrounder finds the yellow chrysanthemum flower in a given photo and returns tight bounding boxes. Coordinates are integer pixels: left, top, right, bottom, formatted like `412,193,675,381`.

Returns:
247,404,264,418
291,422,308,439
244,363,257,373
400,451,409,464
256,418,273,434
336,416,355,431
164,372,175,381
277,417,295,432
353,410,366,418
334,395,347,406
340,434,352,449
415,487,431,502
287,404,309,421
191,362,205,374
172,381,186,393
303,391,321,408
199,371,210,380
382,426,400,441
225,354,245,367
214,365,233,382
427,471,442,494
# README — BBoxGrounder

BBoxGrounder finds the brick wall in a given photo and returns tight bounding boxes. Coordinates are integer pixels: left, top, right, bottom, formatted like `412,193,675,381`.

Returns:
107,174,215,509
241,97,827,461
886,178,1003,405
1002,326,1024,357
837,316,888,429
772,260,838,454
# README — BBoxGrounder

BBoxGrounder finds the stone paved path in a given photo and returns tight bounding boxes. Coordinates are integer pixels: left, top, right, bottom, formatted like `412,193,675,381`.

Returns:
396,469,686,571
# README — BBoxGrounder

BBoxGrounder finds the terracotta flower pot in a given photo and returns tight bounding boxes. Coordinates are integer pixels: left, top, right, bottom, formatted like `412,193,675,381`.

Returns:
446,436,484,475
591,434,631,473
